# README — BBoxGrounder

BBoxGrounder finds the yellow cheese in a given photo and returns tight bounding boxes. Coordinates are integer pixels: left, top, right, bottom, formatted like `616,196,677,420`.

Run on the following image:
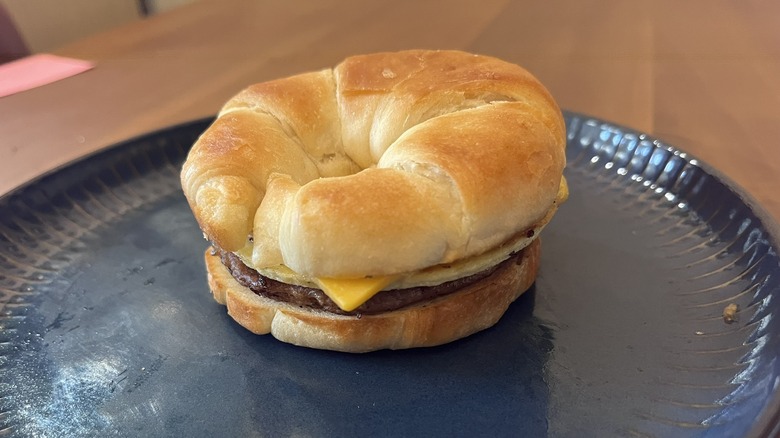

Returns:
558,176,569,202
315,275,397,312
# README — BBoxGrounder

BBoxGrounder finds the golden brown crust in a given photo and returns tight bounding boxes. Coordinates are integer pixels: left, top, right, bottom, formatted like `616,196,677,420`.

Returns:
182,49,565,277
205,239,541,353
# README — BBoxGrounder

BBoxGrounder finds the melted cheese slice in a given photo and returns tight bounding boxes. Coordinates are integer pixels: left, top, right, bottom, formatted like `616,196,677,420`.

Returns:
315,276,397,312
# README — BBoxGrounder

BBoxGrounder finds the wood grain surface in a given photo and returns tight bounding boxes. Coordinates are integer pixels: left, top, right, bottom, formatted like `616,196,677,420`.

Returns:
1,0,778,222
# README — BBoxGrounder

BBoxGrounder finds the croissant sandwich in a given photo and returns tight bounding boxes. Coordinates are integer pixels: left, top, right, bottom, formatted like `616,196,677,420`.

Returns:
181,50,568,352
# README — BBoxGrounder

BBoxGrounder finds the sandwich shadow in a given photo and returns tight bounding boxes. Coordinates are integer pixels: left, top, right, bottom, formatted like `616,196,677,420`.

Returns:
231,285,553,437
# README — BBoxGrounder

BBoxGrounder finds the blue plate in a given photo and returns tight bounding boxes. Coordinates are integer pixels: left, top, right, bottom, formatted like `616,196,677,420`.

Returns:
1,113,778,437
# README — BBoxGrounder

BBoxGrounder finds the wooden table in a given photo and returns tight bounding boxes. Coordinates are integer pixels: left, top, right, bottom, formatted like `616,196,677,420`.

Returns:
1,0,779,223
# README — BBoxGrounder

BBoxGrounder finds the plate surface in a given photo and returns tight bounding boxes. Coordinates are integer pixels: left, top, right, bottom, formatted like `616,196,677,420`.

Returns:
1,113,778,437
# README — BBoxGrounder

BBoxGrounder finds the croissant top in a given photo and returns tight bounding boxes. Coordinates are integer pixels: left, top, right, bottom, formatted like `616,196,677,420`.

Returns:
181,50,566,279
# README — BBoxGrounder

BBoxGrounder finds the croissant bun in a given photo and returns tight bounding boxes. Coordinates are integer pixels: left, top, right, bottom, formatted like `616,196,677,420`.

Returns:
181,50,566,279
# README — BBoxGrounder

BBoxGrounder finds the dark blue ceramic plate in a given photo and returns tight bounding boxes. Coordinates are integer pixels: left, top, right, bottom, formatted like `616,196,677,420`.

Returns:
1,113,778,437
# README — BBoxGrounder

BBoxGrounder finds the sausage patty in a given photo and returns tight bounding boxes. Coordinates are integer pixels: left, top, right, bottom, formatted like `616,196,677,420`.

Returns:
216,246,525,316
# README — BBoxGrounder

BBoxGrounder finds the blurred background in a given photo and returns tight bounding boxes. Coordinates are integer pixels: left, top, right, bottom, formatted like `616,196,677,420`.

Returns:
0,0,198,61
0,0,778,221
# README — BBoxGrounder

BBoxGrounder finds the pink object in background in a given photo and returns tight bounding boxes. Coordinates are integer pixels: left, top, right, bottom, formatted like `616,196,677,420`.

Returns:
0,54,94,98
